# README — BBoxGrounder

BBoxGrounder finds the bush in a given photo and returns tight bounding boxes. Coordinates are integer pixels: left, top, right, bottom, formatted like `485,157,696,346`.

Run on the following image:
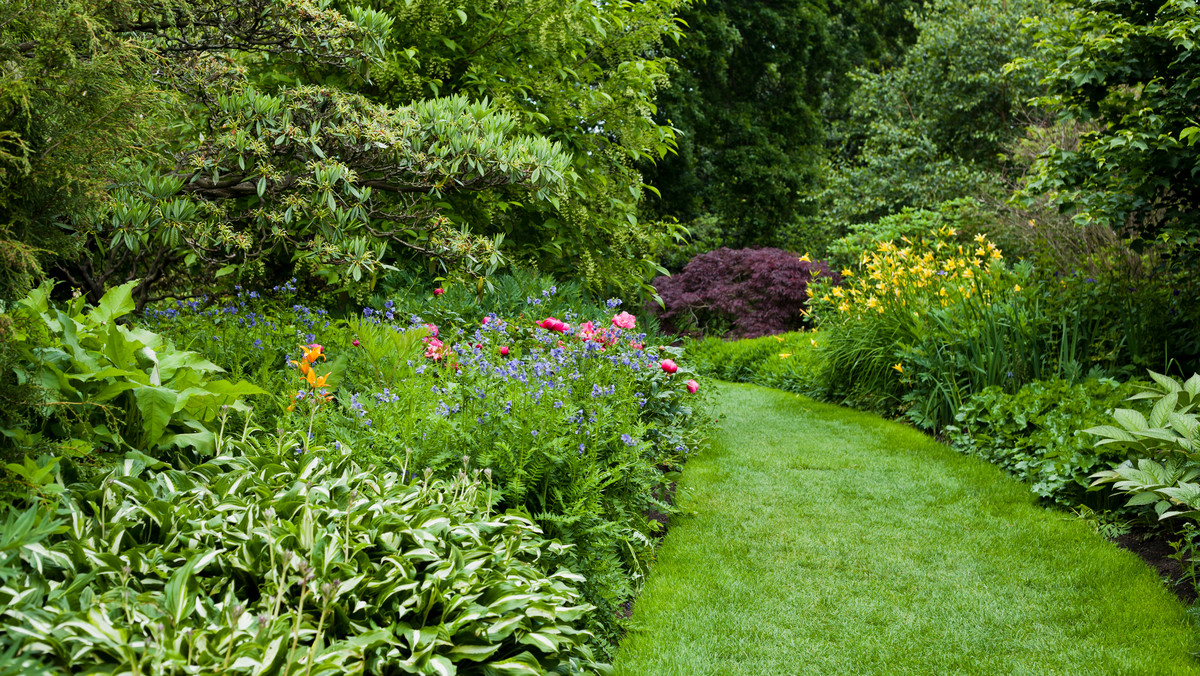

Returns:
0,436,609,675
1,281,264,473
946,378,1147,509
824,198,991,271
649,248,838,339
1090,372,1200,522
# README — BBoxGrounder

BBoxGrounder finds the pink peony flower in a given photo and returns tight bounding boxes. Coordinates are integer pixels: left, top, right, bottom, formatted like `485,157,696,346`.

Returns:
611,311,636,329
577,321,596,341
424,337,445,361
482,316,490,325
660,359,678,374
425,323,439,337
686,379,699,393
433,288,444,296
538,317,570,333
500,346,509,356
352,339,360,347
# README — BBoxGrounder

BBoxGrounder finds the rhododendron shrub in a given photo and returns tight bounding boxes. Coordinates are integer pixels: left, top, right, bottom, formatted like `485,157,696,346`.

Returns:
650,247,839,339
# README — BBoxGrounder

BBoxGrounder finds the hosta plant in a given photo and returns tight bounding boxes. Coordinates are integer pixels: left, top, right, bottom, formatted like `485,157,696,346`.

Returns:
1089,372,1200,520
0,427,609,675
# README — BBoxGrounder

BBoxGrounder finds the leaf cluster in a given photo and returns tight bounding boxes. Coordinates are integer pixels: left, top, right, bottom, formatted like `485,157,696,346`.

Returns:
1,281,264,469
1089,371,1200,520
947,378,1147,508
0,437,609,674
1017,0,1200,239
649,248,838,340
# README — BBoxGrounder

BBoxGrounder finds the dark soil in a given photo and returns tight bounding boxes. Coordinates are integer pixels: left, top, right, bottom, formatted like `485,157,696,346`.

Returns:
1112,526,1197,605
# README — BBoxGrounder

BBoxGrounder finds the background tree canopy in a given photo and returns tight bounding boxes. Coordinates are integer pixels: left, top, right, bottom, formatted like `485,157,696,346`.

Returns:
1017,0,1200,243
638,0,918,256
0,0,687,306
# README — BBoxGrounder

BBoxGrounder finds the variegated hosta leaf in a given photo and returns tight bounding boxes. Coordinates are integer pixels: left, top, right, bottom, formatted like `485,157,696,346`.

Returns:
0,439,608,675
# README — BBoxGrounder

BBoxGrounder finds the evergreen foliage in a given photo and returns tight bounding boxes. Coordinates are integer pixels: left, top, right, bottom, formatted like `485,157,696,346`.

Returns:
640,0,918,249
353,0,691,293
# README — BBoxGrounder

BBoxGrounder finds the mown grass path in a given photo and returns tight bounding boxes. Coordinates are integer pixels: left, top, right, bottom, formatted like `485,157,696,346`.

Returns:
614,382,1199,675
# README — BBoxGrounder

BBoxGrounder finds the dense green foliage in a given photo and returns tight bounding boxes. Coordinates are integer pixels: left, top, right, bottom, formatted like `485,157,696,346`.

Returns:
357,0,689,292
1018,0,1200,240
947,378,1148,509
1091,372,1200,521
641,0,917,255
0,441,609,675
807,0,1054,251
0,0,689,307
1,282,264,466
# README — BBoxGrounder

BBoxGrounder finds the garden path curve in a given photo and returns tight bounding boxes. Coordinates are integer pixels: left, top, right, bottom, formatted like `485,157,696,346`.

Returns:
614,382,1199,676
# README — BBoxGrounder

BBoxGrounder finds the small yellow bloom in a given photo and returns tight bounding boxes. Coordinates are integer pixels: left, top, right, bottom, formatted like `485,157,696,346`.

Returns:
841,268,852,277
974,233,987,243
799,253,811,263
810,338,819,347
779,353,793,359
892,363,904,373
1014,284,1022,292
775,336,785,343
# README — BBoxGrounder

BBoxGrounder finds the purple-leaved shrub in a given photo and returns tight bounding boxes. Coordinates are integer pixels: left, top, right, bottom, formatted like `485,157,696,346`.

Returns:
650,247,839,339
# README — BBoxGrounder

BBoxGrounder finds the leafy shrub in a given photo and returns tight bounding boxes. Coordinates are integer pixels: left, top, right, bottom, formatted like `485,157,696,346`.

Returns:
946,378,1147,508
810,227,1109,428
824,198,992,271
0,435,610,675
685,332,824,396
1090,372,1200,522
649,248,838,339
811,227,1024,421
1,281,263,469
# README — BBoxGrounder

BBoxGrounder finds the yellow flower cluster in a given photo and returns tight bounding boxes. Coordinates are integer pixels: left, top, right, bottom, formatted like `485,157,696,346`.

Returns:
810,227,1004,319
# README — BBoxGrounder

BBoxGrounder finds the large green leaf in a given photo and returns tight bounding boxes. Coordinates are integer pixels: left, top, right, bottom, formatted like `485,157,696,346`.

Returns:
86,280,138,325
133,386,179,446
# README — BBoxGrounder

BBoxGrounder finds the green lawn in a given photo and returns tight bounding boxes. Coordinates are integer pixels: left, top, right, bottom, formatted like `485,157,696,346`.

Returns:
614,382,1199,676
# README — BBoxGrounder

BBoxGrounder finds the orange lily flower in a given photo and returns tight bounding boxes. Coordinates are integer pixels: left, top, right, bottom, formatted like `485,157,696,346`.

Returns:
300,344,325,364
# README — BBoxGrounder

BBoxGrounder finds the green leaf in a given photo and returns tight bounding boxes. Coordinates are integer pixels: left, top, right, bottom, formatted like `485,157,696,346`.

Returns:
134,386,179,446
87,280,139,325
1150,391,1178,428
1112,408,1148,432
447,644,501,661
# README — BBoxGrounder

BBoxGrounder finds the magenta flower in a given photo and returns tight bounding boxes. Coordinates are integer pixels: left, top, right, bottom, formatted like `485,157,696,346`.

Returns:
433,288,444,296
500,346,509,356
686,379,699,393
538,317,570,333
352,339,360,347
661,359,678,374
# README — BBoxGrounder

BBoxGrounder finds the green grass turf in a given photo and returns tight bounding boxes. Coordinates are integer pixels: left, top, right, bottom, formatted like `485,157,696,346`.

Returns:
614,381,1200,676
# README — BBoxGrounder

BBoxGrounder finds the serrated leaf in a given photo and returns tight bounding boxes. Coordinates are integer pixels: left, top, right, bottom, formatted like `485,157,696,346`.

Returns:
1150,391,1178,428
1113,408,1148,432
87,280,138,325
